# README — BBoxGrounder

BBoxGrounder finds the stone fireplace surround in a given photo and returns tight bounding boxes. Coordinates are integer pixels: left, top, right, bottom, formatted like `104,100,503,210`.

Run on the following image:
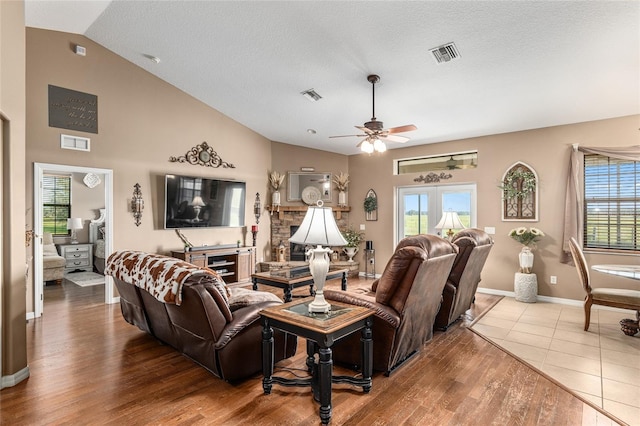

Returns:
269,206,350,262
264,206,360,277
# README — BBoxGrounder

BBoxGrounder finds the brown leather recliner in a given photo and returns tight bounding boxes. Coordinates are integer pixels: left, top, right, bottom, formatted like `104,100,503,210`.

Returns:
434,228,493,330
324,235,457,375
107,250,297,382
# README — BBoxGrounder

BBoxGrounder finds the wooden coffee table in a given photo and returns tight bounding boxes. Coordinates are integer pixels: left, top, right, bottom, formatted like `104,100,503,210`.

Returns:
261,297,373,426
252,267,348,302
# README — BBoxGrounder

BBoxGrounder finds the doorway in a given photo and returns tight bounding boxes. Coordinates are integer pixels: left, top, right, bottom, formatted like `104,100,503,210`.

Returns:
396,183,477,245
33,163,115,318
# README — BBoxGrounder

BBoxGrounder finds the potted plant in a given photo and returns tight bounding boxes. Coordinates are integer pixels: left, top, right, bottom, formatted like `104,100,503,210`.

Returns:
508,227,545,273
333,172,349,207
342,227,364,262
269,171,285,206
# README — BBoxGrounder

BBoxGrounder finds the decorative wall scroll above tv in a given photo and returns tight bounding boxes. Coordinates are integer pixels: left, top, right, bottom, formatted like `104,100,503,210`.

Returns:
501,162,538,221
413,172,453,184
169,141,235,168
48,85,98,134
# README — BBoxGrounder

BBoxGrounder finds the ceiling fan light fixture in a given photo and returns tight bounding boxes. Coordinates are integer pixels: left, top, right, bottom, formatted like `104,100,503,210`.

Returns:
361,140,374,154
373,138,386,153
300,89,322,102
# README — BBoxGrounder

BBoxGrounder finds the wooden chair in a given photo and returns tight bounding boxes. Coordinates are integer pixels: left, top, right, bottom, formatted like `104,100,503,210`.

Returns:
568,237,640,331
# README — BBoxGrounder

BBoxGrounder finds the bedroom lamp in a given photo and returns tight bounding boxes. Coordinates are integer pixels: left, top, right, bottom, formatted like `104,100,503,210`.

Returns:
67,217,83,244
435,211,465,241
289,200,347,313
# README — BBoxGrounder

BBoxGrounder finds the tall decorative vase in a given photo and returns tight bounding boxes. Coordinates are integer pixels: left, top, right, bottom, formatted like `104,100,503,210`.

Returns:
518,246,534,274
272,190,281,207
343,247,358,262
338,190,346,207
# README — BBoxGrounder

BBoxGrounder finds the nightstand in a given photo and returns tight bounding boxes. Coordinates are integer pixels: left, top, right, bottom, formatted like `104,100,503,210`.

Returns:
57,243,93,273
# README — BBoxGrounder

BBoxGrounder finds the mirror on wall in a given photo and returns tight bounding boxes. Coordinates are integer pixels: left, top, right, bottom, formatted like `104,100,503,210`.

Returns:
287,172,332,204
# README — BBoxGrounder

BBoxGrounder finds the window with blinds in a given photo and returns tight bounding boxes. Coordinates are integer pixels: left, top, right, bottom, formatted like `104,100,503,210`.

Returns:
43,174,71,235
584,154,639,251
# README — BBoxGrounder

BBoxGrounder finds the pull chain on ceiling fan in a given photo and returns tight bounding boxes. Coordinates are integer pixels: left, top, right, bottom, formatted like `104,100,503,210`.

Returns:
329,74,417,154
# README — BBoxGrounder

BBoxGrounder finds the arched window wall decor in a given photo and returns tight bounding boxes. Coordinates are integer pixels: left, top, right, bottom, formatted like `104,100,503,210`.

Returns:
502,162,539,221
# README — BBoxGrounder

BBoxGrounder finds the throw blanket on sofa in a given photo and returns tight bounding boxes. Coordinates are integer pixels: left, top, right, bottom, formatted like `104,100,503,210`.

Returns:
105,250,222,305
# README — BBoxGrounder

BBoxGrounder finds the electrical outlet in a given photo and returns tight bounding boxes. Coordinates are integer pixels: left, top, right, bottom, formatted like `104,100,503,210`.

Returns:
550,276,557,284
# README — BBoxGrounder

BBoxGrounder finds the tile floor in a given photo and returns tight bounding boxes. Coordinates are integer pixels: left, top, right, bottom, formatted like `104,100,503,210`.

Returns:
472,297,640,426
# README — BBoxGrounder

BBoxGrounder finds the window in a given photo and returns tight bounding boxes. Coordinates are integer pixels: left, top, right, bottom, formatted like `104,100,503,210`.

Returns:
395,151,478,175
43,174,71,235
584,154,639,251
396,184,476,244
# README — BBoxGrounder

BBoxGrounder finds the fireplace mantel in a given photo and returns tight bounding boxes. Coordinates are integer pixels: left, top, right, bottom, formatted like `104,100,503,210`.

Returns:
267,205,351,220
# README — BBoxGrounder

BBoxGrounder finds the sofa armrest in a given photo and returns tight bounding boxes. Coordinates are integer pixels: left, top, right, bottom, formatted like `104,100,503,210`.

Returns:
324,289,400,328
214,300,281,349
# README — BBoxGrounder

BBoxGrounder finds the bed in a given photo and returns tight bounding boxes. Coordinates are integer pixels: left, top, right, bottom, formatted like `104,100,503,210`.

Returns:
90,209,106,274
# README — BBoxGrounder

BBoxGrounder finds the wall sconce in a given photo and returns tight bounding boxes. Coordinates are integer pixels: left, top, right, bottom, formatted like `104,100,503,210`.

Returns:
254,192,261,224
131,183,144,227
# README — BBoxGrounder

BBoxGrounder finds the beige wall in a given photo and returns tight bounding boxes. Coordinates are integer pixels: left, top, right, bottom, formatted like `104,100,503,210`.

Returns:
25,28,272,313
1,0,28,380
347,115,640,301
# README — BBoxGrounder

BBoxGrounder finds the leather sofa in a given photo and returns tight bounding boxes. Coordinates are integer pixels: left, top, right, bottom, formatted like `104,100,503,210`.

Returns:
105,250,297,382
324,235,457,375
435,228,493,330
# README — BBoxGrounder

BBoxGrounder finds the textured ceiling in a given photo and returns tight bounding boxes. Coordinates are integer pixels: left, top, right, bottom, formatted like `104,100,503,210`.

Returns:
25,1,640,155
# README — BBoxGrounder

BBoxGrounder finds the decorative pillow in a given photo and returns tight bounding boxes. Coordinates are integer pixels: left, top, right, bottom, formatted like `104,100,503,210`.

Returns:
228,287,282,311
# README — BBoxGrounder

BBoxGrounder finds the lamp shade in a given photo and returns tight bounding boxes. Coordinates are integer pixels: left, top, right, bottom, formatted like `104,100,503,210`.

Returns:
435,211,465,230
67,217,83,230
290,204,347,247
191,196,205,207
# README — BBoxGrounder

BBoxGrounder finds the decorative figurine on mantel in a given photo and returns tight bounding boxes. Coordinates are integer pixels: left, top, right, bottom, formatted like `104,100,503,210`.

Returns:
333,171,349,207
269,171,285,213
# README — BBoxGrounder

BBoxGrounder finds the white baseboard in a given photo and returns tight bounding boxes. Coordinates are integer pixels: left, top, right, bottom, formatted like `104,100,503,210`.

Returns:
477,287,636,313
26,311,36,321
1,366,30,388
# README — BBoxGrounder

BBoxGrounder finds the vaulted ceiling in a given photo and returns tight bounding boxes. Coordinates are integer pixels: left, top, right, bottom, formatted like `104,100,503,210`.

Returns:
25,1,640,155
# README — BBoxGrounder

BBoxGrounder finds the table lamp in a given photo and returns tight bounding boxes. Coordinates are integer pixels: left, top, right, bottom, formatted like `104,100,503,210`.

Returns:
289,201,347,313
191,196,206,221
435,211,465,241
67,217,83,244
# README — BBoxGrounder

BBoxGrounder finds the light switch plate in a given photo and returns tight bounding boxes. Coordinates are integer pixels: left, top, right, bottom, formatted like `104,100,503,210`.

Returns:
484,226,496,235
360,224,366,231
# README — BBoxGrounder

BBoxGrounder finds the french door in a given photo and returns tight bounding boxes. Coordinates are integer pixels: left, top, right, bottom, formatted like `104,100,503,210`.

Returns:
396,184,477,245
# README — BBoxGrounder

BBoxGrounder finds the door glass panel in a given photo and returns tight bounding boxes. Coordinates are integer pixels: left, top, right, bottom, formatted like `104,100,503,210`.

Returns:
402,193,429,238
442,191,472,228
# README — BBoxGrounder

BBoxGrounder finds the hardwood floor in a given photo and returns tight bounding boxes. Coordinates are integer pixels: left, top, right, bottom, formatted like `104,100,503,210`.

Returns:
0,277,619,425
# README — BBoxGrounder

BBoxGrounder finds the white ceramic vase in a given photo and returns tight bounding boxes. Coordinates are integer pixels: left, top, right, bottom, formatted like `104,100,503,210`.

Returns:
338,190,346,207
343,246,358,262
519,246,534,273
272,190,281,206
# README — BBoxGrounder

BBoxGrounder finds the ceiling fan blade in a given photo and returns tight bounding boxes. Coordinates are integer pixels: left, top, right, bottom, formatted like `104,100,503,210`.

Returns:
380,134,409,143
388,124,417,134
356,126,375,135
329,134,367,139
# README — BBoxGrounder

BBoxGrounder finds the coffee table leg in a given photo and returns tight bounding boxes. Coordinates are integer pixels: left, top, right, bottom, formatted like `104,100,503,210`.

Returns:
284,286,292,302
262,317,274,394
306,340,317,373
341,271,347,291
318,346,333,425
361,316,373,393
252,277,258,291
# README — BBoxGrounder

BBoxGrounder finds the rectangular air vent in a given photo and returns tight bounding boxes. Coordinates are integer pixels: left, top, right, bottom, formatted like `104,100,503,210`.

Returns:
300,88,322,102
430,42,460,64
60,134,90,151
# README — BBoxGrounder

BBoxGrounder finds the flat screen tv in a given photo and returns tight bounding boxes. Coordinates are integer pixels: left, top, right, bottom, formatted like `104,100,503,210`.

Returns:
164,174,246,229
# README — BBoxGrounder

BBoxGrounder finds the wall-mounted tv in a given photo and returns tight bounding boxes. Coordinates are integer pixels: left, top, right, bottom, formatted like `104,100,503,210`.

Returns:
164,174,246,229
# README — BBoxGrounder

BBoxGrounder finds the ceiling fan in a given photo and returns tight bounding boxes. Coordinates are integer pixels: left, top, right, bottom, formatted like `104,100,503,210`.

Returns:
330,74,417,153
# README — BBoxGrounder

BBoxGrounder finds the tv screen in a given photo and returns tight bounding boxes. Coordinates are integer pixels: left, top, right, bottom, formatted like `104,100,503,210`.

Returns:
164,174,246,229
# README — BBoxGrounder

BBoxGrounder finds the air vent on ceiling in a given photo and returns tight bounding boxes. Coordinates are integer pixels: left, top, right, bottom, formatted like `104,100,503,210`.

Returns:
300,88,322,102
429,42,460,64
